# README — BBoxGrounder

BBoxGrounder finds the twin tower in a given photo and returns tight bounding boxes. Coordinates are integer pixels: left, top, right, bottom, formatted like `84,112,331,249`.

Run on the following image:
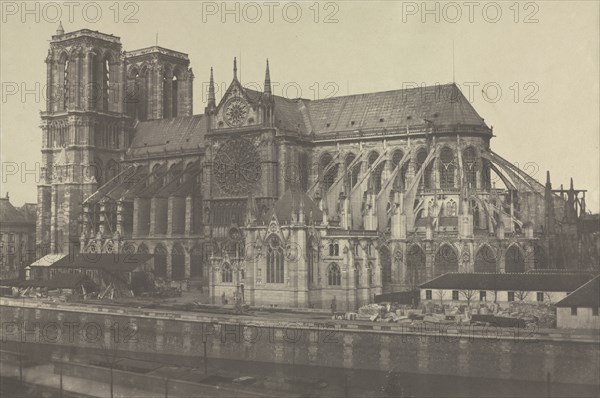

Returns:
38,25,194,254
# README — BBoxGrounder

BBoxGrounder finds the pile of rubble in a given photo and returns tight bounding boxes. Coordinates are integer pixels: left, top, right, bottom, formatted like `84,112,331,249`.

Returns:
497,301,557,328
354,300,556,328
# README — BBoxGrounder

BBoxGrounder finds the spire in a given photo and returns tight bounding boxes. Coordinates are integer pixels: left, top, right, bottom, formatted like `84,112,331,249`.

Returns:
56,21,64,36
264,59,271,95
208,67,215,105
545,170,551,187
570,177,574,190
233,57,238,80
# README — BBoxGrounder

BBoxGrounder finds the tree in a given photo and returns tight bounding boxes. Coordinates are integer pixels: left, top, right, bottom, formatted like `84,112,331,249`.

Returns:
515,291,529,302
459,289,477,307
436,289,447,307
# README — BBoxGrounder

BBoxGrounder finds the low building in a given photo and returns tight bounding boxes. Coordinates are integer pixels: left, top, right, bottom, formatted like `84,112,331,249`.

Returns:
419,272,595,305
555,276,600,329
0,194,36,279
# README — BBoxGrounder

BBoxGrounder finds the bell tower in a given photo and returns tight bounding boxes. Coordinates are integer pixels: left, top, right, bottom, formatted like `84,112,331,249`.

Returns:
38,25,130,255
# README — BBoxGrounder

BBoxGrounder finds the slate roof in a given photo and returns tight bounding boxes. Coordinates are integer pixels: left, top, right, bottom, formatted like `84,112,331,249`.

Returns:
18,203,37,223
264,187,323,224
419,272,595,292
555,276,600,308
247,83,487,136
305,84,486,134
0,197,31,225
128,84,488,149
52,253,153,272
128,115,207,156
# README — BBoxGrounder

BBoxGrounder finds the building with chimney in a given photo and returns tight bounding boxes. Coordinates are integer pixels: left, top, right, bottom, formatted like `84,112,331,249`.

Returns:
0,194,36,279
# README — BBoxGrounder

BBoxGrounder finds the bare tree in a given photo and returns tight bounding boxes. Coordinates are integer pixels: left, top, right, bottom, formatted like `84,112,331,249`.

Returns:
459,289,477,307
436,289,447,307
515,291,529,302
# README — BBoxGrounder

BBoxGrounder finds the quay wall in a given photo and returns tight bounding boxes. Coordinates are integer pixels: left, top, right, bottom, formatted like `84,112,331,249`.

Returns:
1,299,598,386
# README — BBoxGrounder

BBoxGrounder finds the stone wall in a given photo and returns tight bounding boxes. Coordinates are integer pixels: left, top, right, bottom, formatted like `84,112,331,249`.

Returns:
1,301,598,386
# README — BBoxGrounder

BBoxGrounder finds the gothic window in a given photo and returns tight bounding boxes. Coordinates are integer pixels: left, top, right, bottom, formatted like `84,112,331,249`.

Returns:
105,160,118,183
481,159,492,190
474,245,497,273
172,75,179,117
327,263,341,286
368,151,379,167
328,242,339,256
307,237,315,284
434,244,459,277
505,245,525,273
446,199,457,216
471,200,481,228
372,161,385,194
154,244,167,278
354,263,360,286
190,245,203,279
63,57,69,110
350,163,360,189
391,150,404,169
392,149,408,189
222,262,233,283
320,153,338,191
416,149,432,189
103,58,110,111
171,243,185,280
267,236,284,283
463,147,477,188
380,246,392,284
367,262,373,286
299,152,309,191
151,163,164,186
345,153,359,189
439,147,455,189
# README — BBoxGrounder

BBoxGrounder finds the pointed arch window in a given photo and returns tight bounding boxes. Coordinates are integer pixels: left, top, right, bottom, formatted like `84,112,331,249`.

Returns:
446,199,457,216
345,153,360,189
416,149,432,189
328,242,339,256
172,74,179,117
222,262,233,283
367,262,373,286
63,58,69,110
267,236,285,283
463,147,477,188
103,58,110,111
391,150,404,169
354,263,360,287
307,237,318,284
327,263,341,286
439,147,455,189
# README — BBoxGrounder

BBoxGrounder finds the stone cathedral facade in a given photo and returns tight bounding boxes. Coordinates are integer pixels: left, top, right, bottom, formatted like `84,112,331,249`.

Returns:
37,27,590,310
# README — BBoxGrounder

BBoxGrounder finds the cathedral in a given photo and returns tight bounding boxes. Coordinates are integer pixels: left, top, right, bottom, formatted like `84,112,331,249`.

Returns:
37,27,591,310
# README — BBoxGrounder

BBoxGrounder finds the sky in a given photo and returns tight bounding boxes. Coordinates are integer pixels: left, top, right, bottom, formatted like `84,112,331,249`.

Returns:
1,1,599,211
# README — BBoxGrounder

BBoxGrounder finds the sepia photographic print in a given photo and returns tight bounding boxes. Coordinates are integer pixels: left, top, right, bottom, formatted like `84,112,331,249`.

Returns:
0,1,599,397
